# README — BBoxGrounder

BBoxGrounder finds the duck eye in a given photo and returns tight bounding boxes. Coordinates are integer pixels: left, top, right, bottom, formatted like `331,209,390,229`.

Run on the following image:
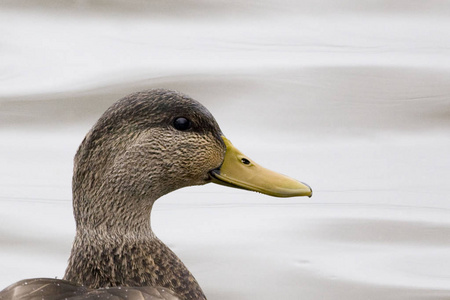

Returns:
173,117,191,131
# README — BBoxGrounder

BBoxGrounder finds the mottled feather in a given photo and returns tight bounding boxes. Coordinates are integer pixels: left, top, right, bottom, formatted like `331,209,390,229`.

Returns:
0,89,226,300
0,278,181,300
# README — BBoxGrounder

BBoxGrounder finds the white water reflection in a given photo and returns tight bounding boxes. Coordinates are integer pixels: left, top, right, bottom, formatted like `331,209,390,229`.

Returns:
1,1,450,299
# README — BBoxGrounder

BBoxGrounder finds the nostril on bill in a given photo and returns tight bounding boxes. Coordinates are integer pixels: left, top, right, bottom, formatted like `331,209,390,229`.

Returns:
241,158,251,165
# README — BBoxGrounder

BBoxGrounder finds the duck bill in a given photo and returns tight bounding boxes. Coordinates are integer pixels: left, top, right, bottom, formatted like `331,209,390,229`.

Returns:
210,136,312,198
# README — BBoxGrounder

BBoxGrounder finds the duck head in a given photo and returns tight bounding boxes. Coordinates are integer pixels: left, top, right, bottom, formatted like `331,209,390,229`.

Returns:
73,89,311,230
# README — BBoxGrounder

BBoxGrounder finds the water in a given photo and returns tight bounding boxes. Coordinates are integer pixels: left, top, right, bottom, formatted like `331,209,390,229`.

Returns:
1,1,450,299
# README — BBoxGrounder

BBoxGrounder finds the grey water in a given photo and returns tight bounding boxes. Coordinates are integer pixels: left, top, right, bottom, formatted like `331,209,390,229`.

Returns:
1,1,450,299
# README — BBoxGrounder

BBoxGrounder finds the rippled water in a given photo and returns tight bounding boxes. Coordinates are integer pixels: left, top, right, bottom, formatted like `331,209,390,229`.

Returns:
1,2,450,299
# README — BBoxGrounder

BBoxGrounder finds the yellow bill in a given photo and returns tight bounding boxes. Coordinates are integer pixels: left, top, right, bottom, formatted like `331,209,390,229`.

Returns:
210,136,312,198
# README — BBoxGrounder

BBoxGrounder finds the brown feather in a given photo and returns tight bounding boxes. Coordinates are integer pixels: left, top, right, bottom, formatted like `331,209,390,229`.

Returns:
0,89,226,300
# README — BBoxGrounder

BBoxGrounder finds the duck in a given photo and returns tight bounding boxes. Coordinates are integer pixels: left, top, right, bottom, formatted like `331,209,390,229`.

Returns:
0,89,312,300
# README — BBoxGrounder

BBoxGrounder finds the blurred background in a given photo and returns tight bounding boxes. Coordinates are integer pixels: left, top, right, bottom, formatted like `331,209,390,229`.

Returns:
1,1,450,299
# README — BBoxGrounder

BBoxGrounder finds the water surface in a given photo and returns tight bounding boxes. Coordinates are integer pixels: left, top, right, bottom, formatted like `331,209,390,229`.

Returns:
1,2,450,299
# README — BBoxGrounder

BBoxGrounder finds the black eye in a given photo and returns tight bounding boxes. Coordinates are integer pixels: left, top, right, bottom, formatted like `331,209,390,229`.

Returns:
173,117,191,131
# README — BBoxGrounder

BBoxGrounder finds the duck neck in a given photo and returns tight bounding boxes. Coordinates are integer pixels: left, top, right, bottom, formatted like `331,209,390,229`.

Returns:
64,197,206,300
